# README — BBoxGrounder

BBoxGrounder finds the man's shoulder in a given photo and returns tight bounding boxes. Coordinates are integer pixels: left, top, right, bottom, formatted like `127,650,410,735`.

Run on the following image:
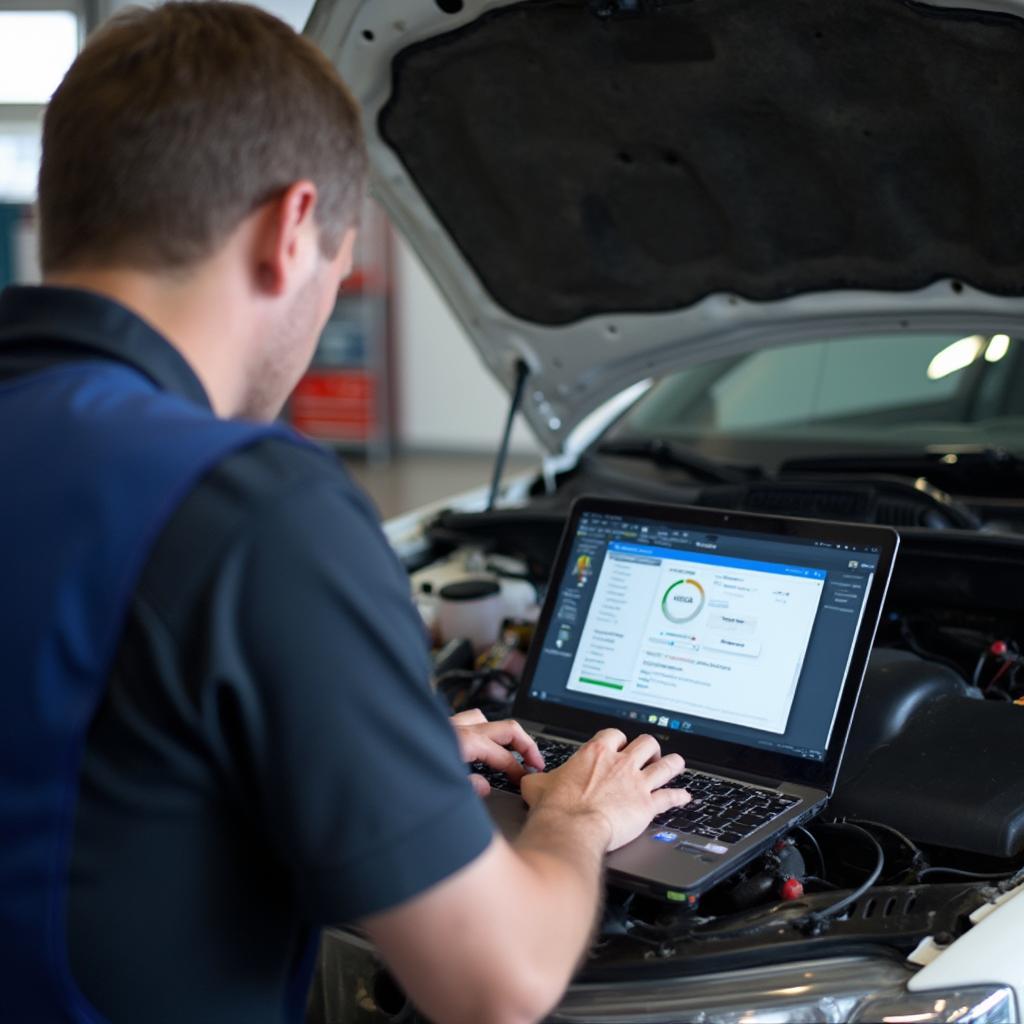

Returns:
202,432,353,501
188,432,372,526
135,435,384,627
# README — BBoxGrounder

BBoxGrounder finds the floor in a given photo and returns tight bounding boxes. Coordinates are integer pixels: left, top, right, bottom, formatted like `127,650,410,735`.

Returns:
342,450,538,519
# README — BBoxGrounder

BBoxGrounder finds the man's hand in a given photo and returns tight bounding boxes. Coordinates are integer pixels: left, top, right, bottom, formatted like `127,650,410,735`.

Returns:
520,728,691,851
450,709,545,796
364,727,692,1024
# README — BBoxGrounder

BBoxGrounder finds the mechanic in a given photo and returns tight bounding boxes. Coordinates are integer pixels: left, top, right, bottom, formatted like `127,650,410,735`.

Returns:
0,4,691,1024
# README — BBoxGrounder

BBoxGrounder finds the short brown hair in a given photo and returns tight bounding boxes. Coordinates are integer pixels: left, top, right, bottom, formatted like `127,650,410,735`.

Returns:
38,1,366,274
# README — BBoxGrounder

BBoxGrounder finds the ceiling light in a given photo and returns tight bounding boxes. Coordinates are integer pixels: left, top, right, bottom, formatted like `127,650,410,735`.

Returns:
985,334,1011,363
927,336,985,380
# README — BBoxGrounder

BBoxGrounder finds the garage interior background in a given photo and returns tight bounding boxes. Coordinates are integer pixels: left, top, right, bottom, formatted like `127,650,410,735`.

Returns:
0,0,541,516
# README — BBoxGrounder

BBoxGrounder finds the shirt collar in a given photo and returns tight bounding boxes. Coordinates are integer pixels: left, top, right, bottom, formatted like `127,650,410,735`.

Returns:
0,284,212,411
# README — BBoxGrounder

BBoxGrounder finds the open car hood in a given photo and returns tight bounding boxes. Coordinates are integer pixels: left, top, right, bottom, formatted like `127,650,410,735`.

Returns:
308,0,1024,454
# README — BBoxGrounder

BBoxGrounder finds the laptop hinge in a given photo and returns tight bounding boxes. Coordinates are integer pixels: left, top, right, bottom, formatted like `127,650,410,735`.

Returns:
532,724,591,744
529,738,787,790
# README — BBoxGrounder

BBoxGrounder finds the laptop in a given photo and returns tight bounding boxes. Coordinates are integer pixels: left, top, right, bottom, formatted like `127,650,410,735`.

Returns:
477,496,899,902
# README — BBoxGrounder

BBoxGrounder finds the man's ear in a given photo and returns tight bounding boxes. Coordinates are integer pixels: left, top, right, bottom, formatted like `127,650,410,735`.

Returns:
253,180,319,296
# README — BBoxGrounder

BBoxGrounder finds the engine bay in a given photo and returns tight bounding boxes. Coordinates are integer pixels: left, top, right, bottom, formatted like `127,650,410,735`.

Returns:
408,467,1024,973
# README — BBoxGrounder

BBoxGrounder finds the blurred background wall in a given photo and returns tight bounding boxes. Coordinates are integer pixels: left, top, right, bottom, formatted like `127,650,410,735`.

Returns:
0,0,542,475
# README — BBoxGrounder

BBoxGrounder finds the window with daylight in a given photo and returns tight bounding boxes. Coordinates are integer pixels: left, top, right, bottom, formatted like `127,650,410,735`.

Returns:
0,2,85,203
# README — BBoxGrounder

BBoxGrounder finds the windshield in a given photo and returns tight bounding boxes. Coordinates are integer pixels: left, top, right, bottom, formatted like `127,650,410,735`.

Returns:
615,332,1024,455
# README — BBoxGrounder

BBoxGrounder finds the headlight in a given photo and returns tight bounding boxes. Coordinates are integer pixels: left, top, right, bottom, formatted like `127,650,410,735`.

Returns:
549,956,1018,1023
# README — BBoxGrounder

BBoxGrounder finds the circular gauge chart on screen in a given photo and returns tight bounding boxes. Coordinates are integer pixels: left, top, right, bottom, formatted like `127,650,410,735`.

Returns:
661,578,706,624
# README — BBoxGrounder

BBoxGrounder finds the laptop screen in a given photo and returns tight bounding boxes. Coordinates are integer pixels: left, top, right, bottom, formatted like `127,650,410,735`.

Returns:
528,508,882,763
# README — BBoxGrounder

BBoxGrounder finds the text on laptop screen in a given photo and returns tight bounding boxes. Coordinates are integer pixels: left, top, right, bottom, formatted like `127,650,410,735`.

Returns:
529,511,879,762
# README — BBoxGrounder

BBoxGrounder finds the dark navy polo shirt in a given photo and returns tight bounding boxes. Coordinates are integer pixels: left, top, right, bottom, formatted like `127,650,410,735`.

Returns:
0,286,494,1024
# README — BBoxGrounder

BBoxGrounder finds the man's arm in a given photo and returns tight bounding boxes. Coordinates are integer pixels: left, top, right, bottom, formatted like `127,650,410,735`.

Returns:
176,459,688,1021
362,729,690,1024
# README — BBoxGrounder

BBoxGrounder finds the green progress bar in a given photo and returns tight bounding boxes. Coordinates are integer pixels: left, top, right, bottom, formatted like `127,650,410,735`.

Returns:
579,677,625,691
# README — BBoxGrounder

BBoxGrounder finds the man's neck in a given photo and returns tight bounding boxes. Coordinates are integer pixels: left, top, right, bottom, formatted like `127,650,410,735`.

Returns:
45,266,251,418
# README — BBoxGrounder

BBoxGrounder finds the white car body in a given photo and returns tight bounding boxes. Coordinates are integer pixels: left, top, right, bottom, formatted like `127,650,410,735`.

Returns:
308,1,1024,1019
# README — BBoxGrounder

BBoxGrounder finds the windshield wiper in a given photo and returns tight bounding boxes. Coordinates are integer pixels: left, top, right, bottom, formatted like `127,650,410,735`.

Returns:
595,438,765,484
780,448,1024,495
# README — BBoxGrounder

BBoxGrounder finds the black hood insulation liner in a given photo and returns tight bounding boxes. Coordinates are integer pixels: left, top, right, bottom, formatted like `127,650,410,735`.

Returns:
381,0,1024,325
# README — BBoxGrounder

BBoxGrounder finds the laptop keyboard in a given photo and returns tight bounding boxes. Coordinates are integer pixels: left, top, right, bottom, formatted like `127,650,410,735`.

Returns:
651,772,798,845
470,737,798,846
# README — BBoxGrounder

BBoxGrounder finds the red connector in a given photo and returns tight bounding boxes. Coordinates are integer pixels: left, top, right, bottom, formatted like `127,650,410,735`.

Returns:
780,877,804,901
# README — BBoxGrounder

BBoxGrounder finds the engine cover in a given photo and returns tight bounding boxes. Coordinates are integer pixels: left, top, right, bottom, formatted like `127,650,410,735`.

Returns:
833,649,1024,858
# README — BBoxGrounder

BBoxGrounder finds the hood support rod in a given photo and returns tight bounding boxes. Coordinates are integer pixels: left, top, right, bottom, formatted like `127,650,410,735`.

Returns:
487,359,530,511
